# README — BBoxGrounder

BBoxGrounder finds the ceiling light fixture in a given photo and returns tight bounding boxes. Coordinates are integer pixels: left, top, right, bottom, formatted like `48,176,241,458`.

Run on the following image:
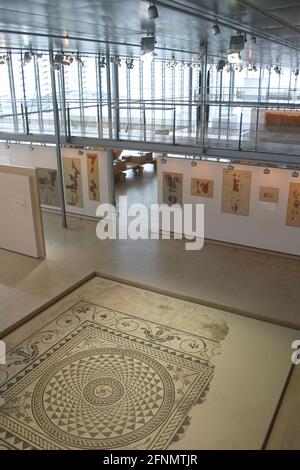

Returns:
247,63,257,72
0,54,9,65
229,33,245,53
212,21,220,36
65,54,74,65
141,35,156,56
167,55,177,68
23,50,33,65
99,56,106,68
191,61,200,69
110,56,121,66
228,33,245,65
53,51,76,69
148,1,159,19
273,65,281,75
161,153,167,164
126,58,134,69
75,53,84,67
217,59,226,71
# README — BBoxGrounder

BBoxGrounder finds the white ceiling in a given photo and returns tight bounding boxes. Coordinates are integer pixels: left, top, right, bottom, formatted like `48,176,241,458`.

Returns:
0,0,300,66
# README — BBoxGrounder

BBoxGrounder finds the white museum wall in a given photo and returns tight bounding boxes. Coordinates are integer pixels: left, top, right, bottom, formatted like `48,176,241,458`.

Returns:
0,144,111,218
157,158,300,256
0,165,45,258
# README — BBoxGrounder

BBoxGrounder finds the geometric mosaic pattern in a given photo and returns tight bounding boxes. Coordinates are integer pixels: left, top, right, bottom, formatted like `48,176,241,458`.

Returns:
0,299,227,449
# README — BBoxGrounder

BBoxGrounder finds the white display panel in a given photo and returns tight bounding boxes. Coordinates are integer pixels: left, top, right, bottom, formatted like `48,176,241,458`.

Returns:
0,167,45,258
157,158,300,256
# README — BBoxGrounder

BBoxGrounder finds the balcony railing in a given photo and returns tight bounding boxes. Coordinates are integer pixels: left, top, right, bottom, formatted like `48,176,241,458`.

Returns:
1,98,300,156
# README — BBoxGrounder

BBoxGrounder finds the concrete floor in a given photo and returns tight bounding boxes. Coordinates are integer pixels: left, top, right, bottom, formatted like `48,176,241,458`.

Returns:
1,165,300,448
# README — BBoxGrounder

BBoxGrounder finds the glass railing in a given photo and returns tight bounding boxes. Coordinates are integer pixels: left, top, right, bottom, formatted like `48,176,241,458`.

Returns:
2,99,300,156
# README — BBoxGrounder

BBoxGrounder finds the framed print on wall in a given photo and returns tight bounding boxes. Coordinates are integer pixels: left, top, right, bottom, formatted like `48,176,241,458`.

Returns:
86,152,100,202
63,157,84,208
259,186,279,204
221,169,252,216
37,168,61,208
162,172,183,206
286,182,300,227
191,178,214,198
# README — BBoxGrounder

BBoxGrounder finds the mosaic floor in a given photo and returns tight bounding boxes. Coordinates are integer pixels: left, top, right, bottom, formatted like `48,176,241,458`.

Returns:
0,275,298,449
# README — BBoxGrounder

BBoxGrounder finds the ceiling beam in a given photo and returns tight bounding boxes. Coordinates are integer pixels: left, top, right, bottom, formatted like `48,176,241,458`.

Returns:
237,0,300,36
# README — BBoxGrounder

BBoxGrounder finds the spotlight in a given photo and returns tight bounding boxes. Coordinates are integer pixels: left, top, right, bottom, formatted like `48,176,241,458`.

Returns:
141,35,156,55
212,22,220,36
161,153,167,164
76,53,84,66
54,53,64,64
191,61,200,69
23,51,32,65
4,142,10,149
191,158,197,167
263,167,270,175
183,62,191,68
229,33,246,53
53,51,76,69
0,54,9,65
294,69,299,77
65,54,74,65
167,55,177,68
126,58,134,69
227,163,234,171
78,149,84,156
148,1,159,19
274,65,281,75
217,59,226,71
292,170,299,178
111,56,121,66
29,145,34,151
99,56,106,68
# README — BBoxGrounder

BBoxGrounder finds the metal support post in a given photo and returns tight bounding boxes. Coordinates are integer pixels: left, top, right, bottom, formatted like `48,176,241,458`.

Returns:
49,49,67,228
